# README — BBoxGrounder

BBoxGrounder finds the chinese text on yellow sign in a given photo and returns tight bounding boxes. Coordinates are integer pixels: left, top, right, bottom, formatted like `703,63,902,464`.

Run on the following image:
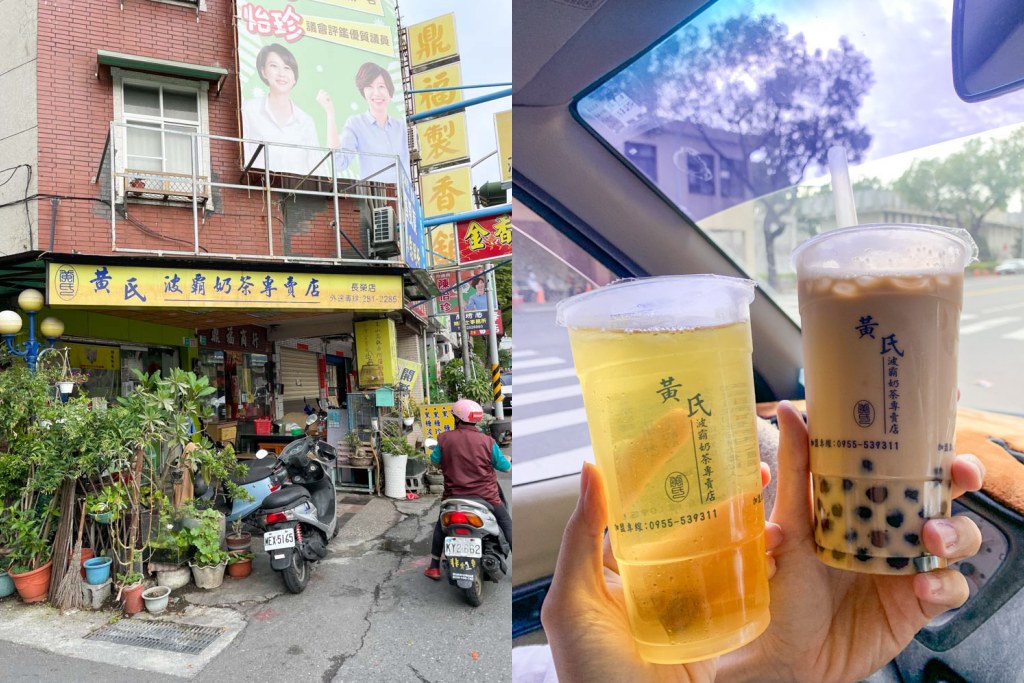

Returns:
354,319,398,387
494,109,512,184
420,166,472,218
407,13,458,69
412,63,462,115
48,264,402,310
415,112,469,169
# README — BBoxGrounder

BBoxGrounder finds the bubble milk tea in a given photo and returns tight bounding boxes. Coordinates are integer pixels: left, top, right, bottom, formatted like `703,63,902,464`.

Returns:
793,225,976,574
557,276,769,663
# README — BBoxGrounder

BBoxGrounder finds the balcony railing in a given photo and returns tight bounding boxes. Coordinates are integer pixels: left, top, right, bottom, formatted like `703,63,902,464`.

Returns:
97,122,416,267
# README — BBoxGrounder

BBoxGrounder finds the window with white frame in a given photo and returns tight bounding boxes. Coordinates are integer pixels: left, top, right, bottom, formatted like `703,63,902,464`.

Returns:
112,68,212,201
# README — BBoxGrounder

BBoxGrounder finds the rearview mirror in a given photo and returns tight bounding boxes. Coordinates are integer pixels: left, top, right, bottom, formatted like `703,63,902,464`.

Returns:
952,0,1024,102
305,414,319,426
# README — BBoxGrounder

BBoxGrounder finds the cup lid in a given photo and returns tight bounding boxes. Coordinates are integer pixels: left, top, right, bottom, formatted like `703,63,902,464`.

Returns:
791,224,978,276
555,275,756,331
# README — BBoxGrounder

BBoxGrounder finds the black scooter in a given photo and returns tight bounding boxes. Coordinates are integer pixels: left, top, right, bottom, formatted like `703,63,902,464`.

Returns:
258,415,338,593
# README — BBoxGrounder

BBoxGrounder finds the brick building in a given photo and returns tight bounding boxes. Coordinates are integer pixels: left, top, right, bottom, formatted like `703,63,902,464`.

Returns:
0,0,436,440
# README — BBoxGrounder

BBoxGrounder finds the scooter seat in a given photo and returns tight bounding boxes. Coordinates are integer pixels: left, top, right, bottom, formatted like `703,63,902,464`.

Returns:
232,458,278,485
262,486,309,511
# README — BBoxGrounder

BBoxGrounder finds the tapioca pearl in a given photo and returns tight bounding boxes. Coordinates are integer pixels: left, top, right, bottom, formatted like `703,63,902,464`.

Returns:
866,486,888,503
831,549,847,562
819,478,831,494
870,530,890,548
856,506,872,520
905,488,919,502
855,548,872,562
940,501,949,515
843,479,854,491
831,503,843,517
886,557,910,570
844,529,858,543
904,533,920,545
820,518,833,533
861,459,874,472
886,510,905,528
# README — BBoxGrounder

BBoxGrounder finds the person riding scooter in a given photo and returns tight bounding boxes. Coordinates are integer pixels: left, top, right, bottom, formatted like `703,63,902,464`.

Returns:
424,399,512,580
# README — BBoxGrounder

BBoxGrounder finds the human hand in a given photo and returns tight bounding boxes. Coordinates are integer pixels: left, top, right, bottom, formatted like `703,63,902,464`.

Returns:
315,89,334,114
542,461,782,682
720,401,985,683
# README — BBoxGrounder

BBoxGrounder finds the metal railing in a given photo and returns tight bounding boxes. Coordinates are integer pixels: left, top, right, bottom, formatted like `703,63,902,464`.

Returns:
101,121,414,266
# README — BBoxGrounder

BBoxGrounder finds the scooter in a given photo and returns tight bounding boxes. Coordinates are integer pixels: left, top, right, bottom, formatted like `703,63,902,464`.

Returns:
193,452,286,525
259,414,338,593
438,491,510,606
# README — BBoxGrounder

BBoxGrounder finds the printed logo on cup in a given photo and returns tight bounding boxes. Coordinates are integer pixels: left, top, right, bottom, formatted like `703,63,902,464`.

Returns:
854,400,875,427
665,472,690,502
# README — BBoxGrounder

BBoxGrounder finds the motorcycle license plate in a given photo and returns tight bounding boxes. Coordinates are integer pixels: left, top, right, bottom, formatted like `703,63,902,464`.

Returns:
264,528,295,550
444,537,482,559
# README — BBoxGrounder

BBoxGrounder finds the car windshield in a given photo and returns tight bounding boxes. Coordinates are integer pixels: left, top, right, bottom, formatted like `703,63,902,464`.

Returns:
575,0,1024,415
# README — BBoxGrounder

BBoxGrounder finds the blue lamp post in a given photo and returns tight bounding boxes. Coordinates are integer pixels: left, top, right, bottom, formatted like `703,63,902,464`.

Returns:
0,289,64,372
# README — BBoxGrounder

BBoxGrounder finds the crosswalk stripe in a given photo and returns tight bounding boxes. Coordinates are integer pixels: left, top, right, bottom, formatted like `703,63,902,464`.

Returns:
1002,327,1024,340
514,383,582,407
515,357,566,370
515,349,539,358
515,367,579,386
514,446,595,484
959,316,1020,335
514,407,589,438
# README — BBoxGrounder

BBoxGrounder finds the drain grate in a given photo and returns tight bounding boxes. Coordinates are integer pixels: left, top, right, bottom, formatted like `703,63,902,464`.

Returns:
85,620,224,655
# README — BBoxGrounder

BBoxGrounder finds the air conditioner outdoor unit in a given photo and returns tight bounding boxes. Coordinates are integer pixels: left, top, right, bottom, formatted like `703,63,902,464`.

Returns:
371,206,396,245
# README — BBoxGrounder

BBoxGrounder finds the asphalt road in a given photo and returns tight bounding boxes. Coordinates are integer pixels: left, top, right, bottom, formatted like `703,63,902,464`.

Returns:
511,274,1024,481
0,471,512,683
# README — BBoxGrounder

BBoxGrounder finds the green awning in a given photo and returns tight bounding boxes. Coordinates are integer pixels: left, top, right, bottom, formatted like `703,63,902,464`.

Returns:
97,50,228,82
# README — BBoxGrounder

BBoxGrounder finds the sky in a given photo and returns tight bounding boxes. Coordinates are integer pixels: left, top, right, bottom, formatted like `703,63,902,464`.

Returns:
399,0,512,188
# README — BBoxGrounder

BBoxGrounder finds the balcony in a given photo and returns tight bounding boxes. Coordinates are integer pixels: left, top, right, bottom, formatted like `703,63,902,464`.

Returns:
94,122,421,268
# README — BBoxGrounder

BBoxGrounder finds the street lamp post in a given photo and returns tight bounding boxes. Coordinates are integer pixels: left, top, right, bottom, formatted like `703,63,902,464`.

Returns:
0,289,65,372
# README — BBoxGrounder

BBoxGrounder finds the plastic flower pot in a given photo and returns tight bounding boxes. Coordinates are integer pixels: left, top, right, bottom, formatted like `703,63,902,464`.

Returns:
83,556,113,585
90,512,112,524
189,561,227,590
226,532,252,552
10,561,52,603
156,566,191,591
142,585,171,614
120,582,144,615
0,570,15,598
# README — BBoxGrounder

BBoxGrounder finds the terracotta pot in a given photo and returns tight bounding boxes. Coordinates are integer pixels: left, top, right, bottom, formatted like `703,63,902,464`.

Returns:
120,582,144,614
226,558,252,578
78,548,95,579
10,561,53,604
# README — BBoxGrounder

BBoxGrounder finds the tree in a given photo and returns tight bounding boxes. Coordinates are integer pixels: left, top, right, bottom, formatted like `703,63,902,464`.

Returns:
589,13,874,286
894,131,1024,261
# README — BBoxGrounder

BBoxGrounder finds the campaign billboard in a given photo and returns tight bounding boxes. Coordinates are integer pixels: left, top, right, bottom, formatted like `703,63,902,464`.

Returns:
237,0,410,181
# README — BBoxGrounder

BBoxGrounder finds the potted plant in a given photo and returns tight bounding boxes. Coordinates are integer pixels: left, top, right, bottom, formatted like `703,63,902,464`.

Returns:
226,518,251,552
84,482,130,524
116,569,145,615
401,396,419,427
379,423,421,499
6,507,54,603
226,551,255,579
186,507,229,589
142,584,171,614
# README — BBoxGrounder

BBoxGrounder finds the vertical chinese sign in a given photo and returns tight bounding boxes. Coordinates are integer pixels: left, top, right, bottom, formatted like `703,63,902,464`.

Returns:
354,319,398,388
236,0,409,181
494,109,511,184
420,403,455,442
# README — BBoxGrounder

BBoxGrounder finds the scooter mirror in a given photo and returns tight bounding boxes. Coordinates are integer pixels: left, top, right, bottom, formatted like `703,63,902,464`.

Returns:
255,449,269,460
424,438,438,450
305,414,319,427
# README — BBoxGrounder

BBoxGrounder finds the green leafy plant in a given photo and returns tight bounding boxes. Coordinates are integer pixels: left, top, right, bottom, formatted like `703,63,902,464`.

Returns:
85,482,131,519
379,423,423,460
184,506,229,567
115,571,143,587
5,507,52,573
227,551,255,565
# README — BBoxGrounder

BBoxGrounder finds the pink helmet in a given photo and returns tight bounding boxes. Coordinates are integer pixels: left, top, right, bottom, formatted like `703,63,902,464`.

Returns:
452,399,484,424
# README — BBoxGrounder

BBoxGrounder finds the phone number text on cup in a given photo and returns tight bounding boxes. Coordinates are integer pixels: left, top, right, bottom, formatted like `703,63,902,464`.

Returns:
614,509,719,534
810,438,900,450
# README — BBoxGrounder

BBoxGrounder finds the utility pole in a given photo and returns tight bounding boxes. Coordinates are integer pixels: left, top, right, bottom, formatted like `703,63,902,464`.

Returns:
456,272,472,378
485,269,504,418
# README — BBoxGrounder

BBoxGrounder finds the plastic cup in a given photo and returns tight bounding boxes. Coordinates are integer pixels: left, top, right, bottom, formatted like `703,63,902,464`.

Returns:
556,275,769,664
792,224,977,574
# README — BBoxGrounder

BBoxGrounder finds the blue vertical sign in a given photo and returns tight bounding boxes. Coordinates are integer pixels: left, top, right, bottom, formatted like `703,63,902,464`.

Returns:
399,164,427,270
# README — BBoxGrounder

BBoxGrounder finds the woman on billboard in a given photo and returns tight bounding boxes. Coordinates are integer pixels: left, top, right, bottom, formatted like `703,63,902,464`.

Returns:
317,61,411,183
242,44,324,176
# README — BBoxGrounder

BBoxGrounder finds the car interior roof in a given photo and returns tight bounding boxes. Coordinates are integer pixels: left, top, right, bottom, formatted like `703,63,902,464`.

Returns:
514,0,804,399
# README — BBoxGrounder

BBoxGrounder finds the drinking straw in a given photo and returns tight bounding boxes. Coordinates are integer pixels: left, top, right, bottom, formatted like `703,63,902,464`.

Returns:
827,146,859,228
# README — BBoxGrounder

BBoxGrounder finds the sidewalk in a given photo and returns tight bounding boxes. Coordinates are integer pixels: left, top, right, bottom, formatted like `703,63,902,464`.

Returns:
0,491,444,680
